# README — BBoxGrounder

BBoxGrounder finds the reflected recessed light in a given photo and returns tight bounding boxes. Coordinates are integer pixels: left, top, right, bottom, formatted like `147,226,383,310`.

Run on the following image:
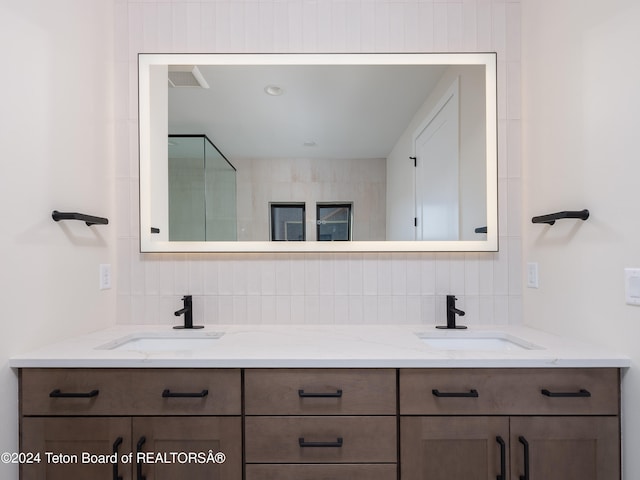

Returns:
264,85,284,96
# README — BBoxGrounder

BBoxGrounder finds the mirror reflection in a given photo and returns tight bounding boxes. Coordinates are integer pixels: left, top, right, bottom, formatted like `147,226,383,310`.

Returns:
168,135,237,241
139,53,497,253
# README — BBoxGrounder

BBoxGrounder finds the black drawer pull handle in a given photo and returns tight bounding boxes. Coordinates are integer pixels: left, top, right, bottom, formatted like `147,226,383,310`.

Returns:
432,389,479,398
496,436,506,480
136,436,146,480
541,388,591,398
519,436,530,480
298,389,343,398
298,437,344,448
162,389,209,398
112,437,123,480
49,389,99,398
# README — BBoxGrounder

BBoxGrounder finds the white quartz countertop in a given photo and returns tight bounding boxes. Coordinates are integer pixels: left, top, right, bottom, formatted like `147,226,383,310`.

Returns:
9,324,630,369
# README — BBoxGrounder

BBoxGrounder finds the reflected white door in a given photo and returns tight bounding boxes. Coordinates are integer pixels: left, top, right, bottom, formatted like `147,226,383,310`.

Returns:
414,80,459,241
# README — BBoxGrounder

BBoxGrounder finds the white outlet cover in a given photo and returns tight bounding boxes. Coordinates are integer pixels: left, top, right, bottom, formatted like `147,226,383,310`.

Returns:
625,268,640,305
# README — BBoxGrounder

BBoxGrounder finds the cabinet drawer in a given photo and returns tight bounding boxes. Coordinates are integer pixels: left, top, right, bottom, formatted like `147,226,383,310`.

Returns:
400,368,619,415
129,369,241,415
244,368,396,415
21,369,130,416
246,464,397,480
245,416,397,463
21,368,241,416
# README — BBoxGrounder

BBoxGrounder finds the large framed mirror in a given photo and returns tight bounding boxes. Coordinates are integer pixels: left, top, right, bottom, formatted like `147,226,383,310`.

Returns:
139,52,497,253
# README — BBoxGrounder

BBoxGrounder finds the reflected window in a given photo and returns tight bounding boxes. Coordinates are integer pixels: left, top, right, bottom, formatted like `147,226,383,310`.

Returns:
316,203,352,241
270,203,306,241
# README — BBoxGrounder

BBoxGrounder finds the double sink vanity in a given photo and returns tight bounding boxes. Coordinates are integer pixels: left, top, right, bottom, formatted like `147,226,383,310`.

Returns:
21,51,629,479
11,324,629,479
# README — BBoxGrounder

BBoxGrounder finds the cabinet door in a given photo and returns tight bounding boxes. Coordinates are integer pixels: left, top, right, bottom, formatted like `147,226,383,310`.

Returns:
510,416,620,480
21,417,131,480
400,416,509,480
133,416,242,480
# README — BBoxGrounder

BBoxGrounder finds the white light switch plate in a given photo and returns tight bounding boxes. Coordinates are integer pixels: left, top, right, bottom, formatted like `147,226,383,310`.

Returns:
99,264,111,290
625,268,640,305
527,262,539,288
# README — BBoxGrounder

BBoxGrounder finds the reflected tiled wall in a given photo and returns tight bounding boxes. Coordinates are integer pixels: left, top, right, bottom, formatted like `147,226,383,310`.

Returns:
115,0,521,327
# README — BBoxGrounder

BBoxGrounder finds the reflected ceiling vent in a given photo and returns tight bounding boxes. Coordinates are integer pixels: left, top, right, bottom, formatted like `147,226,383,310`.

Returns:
168,65,209,88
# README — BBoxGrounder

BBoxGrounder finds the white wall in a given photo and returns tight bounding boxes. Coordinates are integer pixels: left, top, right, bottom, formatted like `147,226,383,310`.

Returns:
117,0,523,328
0,0,115,477
521,0,640,478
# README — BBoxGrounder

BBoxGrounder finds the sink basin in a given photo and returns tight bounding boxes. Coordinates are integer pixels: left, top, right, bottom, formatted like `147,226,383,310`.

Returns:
96,332,224,352
416,332,543,351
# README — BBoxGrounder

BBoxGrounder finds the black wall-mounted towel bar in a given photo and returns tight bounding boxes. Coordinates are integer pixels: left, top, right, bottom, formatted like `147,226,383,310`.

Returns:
52,210,109,226
531,209,589,225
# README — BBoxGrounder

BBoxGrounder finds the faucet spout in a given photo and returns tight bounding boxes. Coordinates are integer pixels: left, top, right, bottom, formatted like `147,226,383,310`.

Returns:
437,295,467,329
173,295,204,329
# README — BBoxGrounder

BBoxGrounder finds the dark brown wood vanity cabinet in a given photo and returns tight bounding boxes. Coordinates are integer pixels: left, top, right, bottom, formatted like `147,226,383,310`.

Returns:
19,368,242,480
399,368,621,480
18,367,622,480
243,368,398,480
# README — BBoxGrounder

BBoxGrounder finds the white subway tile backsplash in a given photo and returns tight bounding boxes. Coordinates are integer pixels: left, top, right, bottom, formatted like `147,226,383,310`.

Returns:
491,2,507,56
450,253,466,295
406,254,422,296
275,295,291,324
419,256,436,296
464,253,480,296
304,295,321,324
391,254,407,295
507,119,522,178
188,258,205,296
492,241,509,295
377,254,393,296
507,61,521,119
507,177,522,238
435,254,451,295
505,2,521,62
118,0,521,327
406,295,421,324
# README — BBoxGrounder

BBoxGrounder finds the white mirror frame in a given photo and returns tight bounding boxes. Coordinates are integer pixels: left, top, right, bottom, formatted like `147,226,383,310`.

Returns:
139,52,497,253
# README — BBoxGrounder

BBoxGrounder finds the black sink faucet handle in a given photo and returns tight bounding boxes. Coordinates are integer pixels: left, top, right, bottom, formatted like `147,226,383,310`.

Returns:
437,294,467,329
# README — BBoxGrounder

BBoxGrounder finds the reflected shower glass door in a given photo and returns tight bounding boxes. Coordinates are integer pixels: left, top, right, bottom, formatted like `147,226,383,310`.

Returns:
168,135,237,241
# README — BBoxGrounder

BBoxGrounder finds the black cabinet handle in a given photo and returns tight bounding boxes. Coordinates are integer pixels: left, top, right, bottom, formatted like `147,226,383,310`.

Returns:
298,437,343,448
541,388,591,398
112,437,123,480
162,389,208,398
298,389,343,398
496,436,506,480
49,389,99,398
136,436,146,480
432,389,479,398
519,436,530,480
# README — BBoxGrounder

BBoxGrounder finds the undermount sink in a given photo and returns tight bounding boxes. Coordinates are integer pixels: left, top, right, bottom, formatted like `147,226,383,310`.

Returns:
96,332,224,352
416,332,543,352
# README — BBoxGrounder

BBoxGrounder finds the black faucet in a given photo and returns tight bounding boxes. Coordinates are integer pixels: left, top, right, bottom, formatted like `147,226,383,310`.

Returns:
174,295,204,329
437,295,467,329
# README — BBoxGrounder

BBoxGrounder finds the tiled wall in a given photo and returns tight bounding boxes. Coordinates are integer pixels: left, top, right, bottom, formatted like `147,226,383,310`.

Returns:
115,0,522,327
